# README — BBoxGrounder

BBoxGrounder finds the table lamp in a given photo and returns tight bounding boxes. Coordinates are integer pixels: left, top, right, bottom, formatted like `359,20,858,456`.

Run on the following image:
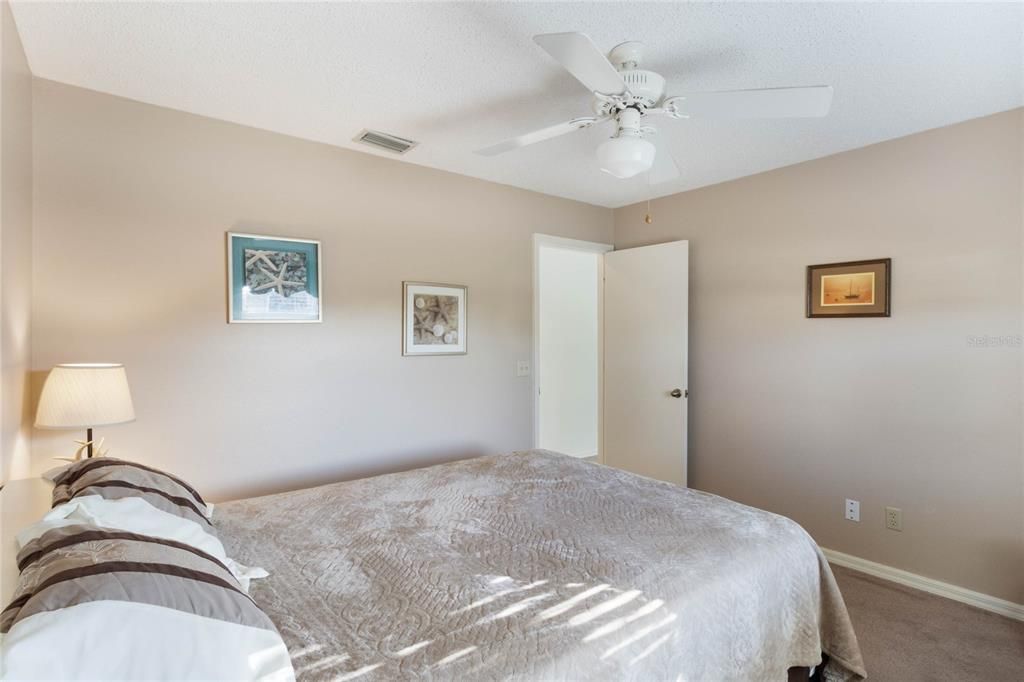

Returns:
35,363,135,459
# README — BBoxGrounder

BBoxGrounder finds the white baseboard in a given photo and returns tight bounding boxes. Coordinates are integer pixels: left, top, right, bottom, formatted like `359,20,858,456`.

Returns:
822,548,1024,622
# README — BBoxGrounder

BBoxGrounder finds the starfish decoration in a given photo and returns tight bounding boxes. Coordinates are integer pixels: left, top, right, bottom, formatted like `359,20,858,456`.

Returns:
252,262,306,296
245,250,277,270
54,437,109,463
411,296,460,341
423,299,450,326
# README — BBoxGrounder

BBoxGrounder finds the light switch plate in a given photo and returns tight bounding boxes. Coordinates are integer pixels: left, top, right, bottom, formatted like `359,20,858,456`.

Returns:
516,360,531,377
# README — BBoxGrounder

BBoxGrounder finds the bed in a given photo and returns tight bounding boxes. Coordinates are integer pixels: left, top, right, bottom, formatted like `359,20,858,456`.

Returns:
216,450,865,681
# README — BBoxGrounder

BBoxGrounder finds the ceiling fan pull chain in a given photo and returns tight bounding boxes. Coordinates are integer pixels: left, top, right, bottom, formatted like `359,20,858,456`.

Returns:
645,176,654,224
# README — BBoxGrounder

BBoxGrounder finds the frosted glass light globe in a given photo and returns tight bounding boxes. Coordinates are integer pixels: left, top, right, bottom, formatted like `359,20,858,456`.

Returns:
597,136,656,179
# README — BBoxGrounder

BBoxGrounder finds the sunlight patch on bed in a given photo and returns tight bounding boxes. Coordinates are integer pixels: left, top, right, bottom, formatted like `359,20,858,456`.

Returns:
533,583,610,622
600,613,678,660
629,632,673,665
568,589,642,626
452,580,548,614
433,645,477,667
477,592,555,624
295,654,351,675
583,599,665,642
393,640,433,657
289,644,324,660
333,663,383,681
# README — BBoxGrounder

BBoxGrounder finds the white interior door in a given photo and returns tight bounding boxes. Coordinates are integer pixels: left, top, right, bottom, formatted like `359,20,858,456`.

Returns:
603,240,689,486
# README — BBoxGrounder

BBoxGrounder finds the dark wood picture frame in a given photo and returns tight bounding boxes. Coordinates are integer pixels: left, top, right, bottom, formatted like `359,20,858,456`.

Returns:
806,258,891,318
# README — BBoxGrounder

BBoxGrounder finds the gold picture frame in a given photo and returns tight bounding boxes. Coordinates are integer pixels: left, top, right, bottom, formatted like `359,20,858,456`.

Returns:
807,259,891,318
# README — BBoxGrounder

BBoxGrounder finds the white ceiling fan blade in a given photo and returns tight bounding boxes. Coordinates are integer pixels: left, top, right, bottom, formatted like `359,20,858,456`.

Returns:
475,116,606,156
533,32,628,96
647,134,680,185
666,85,833,120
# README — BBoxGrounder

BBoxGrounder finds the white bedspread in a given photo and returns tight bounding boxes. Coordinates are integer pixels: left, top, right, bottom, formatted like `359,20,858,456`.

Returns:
216,450,865,681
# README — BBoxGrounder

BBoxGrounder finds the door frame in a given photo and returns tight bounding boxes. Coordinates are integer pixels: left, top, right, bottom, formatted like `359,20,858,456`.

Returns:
532,234,614,461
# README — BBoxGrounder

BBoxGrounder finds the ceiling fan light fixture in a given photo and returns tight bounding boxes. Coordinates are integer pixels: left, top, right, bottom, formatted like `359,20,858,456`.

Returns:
597,135,655,179
476,32,833,190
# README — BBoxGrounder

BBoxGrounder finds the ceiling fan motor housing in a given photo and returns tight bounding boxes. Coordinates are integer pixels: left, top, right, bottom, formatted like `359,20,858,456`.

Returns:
593,68,667,116
620,70,666,107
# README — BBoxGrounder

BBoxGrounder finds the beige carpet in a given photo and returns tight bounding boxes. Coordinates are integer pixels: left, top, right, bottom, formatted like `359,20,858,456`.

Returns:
831,565,1024,681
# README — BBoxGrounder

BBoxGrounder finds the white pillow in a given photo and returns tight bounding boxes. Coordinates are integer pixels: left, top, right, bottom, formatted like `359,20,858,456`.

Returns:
3,525,292,681
16,495,263,592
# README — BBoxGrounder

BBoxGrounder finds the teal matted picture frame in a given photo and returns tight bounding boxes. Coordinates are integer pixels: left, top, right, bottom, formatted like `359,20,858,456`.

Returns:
227,232,322,323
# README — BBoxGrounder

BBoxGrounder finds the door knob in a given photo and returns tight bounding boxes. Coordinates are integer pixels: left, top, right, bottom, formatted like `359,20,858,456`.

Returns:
670,388,683,398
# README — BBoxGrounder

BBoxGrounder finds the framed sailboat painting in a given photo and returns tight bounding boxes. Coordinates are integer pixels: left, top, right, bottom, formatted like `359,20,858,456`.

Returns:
807,258,891,318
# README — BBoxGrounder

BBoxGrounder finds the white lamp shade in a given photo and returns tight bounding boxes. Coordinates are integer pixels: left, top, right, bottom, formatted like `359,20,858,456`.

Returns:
597,136,656,179
35,364,136,429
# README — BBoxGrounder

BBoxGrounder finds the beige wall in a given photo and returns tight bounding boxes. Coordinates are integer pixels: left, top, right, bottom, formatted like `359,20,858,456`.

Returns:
0,0,32,485
614,109,1024,603
23,75,1024,603
30,79,612,501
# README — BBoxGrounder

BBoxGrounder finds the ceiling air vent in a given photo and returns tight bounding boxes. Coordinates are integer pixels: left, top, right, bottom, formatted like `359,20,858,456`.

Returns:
354,129,418,154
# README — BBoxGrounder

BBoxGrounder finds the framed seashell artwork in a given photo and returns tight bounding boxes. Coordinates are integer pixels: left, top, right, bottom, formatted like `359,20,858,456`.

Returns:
402,282,468,355
227,232,322,323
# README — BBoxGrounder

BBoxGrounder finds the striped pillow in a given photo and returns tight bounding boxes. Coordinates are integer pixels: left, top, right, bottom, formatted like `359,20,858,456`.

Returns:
52,457,212,528
2,524,293,680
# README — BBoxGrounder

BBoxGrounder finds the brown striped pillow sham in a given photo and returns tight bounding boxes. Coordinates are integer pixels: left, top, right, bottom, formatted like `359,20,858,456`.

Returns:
2,524,293,680
2,524,275,635
52,457,213,528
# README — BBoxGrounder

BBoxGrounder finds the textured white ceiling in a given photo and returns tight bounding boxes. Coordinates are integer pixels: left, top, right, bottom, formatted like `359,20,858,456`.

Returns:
11,2,1023,208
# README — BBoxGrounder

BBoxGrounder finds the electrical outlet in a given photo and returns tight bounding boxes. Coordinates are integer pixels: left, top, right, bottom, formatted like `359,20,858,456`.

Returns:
516,360,531,377
885,507,902,531
845,499,860,522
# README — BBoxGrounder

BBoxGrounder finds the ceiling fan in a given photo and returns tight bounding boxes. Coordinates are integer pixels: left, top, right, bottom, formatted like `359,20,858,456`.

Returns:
475,32,833,183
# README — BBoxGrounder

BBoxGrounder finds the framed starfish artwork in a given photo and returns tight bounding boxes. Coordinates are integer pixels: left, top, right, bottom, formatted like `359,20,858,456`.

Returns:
227,232,322,323
403,282,467,355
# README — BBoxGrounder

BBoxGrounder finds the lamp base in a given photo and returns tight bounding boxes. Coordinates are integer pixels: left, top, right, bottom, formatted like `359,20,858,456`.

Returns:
68,429,108,461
